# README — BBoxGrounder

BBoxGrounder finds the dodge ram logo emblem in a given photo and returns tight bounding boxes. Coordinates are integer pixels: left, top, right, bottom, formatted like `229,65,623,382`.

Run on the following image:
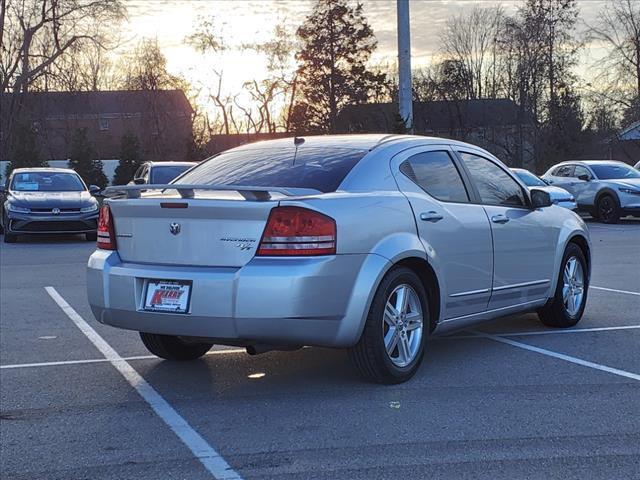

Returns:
52,207,60,215
169,222,181,235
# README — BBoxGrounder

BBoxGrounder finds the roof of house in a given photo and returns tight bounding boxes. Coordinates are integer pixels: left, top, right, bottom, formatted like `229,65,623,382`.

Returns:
1,90,193,117
618,121,640,141
337,99,533,132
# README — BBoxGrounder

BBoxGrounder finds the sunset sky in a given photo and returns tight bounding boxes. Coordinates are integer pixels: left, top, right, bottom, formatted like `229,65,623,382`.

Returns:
120,0,610,114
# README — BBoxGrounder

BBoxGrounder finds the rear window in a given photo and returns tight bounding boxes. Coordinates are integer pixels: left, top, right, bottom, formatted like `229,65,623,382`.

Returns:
174,147,367,193
151,165,193,184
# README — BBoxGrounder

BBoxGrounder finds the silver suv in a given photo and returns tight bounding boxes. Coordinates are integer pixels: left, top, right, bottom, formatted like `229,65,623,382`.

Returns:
543,160,640,223
87,135,591,384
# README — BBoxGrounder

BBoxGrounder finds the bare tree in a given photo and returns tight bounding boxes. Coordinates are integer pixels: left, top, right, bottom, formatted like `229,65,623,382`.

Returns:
587,0,640,111
441,5,505,99
1,0,124,93
187,16,232,135
245,22,299,132
119,38,186,91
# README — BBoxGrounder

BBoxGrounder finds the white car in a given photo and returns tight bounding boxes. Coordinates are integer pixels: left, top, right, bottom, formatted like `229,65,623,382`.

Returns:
511,168,577,210
542,160,640,223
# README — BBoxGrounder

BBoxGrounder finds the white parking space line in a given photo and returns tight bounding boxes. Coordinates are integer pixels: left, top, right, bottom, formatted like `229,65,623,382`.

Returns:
442,324,640,340
4,324,640,370
592,286,640,297
44,287,242,480
470,330,640,382
0,349,248,370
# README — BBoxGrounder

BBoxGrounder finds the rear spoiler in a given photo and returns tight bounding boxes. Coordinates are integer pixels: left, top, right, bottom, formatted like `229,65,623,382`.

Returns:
103,184,318,201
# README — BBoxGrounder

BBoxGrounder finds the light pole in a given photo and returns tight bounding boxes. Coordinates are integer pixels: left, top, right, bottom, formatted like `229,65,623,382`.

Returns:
397,0,413,133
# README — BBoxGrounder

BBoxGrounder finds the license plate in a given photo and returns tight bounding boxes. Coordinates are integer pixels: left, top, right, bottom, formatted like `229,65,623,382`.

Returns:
144,280,192,313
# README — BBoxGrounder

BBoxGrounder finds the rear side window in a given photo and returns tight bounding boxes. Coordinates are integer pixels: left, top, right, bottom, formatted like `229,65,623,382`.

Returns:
400,151,469,203
553,165,574,177
459,152,526,207
175,147,367,193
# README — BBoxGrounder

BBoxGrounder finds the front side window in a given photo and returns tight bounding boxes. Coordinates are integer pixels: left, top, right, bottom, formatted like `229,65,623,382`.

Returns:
573,165,593,180
459,152,526,207
11,172,85,192
176,147,367,193
400,151,469,203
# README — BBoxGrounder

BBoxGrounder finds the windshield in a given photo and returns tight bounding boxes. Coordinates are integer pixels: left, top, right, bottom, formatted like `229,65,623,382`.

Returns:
513,170,546,187
175,147,367,193
151,165,193,184
10,172,86,192
590,164,640,180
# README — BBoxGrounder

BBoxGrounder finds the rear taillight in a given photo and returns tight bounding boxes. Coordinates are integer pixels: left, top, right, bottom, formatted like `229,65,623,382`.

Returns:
97,205,116,250
257,206,336,256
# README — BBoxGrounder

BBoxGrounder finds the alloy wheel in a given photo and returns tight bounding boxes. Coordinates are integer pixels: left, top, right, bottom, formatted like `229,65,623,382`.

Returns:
562,256,585,316
383,284,423,367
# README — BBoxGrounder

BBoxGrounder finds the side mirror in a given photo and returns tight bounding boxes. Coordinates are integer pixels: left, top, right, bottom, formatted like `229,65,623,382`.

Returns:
133,177,146,185
577,174,590,182
89,185,101,194
531,189,552,208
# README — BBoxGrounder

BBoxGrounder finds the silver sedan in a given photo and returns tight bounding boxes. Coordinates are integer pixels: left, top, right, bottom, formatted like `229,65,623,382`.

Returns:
87,135,591,384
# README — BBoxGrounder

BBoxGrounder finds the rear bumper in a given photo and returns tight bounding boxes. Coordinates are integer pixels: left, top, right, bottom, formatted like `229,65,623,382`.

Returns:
6,211,98,234
87,250,389,347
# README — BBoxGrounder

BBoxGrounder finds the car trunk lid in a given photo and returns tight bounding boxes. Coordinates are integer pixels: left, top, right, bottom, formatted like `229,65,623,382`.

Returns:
108,189,281,267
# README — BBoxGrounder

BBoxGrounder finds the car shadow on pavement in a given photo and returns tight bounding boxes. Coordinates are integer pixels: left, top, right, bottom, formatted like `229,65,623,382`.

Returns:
138,347,364,397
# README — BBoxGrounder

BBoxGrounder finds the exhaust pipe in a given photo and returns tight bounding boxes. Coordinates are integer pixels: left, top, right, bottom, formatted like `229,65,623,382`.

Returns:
245,344,302,355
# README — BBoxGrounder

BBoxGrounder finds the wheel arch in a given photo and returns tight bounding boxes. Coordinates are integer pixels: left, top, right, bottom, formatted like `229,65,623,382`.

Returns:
394,257,441,333
567,234,591,281
595,187,620,207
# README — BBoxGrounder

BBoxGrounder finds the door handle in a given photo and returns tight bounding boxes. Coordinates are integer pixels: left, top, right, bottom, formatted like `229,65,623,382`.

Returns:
491,214,510,224
420,211,444,222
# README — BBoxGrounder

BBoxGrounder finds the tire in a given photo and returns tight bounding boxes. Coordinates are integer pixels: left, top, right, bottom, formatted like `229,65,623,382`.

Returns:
139,332,213,361
538,243,588,328
349,266,430,384
596,194,620,224
85,232,97,241
3,233,17,243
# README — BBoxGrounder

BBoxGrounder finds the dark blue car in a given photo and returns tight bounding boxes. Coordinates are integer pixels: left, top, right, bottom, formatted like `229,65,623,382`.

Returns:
0,168,101,243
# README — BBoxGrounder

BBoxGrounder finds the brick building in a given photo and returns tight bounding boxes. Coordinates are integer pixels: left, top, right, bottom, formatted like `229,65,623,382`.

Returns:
1,90,194,162
336,99,536,169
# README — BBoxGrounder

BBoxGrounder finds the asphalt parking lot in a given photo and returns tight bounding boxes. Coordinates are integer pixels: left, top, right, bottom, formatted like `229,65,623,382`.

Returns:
1,219,639,480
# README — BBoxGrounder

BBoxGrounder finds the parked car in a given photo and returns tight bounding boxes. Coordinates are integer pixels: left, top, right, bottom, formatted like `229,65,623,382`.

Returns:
87,135,591,384
511,168,577,210
542,160,640,223
129,161,196,185
1,168,100,243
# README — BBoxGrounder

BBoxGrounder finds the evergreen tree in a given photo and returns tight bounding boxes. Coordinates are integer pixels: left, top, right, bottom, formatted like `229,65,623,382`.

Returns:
5,122,46,177
67,128,108,189
113,133,142,185
291,0,387,133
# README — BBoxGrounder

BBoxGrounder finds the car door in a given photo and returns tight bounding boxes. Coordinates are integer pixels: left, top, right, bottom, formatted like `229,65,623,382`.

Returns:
455,150,557,310
571,165,599,207
546,164,575,191
391,146,493,320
